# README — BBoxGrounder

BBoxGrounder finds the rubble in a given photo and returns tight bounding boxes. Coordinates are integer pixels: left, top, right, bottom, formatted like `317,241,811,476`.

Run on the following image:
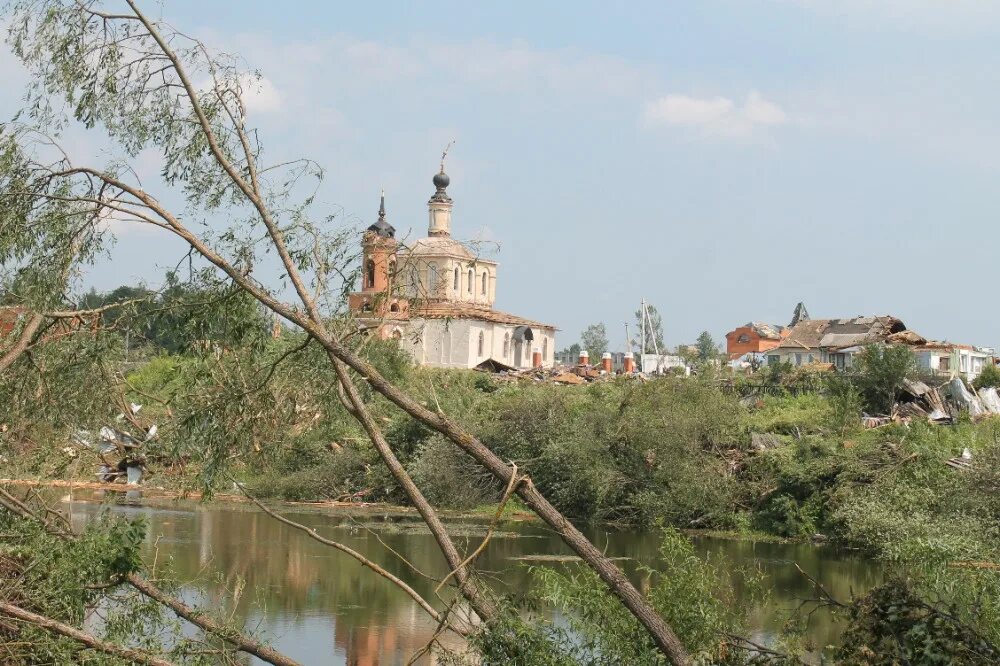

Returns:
891,377,1000,426
71,403,158,487
474,359,650,385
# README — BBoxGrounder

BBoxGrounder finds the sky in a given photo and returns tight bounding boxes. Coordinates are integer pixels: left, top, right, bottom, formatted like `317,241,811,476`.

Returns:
4,1,1000,351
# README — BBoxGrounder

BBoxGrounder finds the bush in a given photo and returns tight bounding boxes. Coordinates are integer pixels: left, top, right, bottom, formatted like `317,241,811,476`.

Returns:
409,435,500,509
973,362,1000,391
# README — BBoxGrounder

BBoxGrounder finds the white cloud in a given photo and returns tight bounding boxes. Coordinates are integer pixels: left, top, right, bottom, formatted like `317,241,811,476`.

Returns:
743,91,787,126
239,74,282,114
642,90,788,137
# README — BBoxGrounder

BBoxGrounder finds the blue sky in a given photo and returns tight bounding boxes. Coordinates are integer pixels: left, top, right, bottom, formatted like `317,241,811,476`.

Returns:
5,1,1000,351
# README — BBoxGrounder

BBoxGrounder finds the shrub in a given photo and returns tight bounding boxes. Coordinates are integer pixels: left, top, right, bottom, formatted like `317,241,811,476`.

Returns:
973,362,1000,391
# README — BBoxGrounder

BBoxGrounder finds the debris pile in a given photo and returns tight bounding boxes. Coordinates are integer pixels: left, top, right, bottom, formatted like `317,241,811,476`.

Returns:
71,403,158,486
475,360,647,385
884,378,1000,426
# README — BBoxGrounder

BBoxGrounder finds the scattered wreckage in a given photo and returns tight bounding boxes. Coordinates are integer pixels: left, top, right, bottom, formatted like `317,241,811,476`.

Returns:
474,358,652,385
71,403,158,487
885,378,1000,426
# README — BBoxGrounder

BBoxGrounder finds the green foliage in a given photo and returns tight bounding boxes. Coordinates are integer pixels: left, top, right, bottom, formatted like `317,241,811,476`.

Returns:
836,579,999,665
579,322,609,359
973,362,1000,390
695,331,719,362
747,393,833,436
409,435,500,509
530,528,768,664
850,344,918,414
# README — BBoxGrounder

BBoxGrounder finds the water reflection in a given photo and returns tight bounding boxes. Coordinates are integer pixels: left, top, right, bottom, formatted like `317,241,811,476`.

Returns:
68,497,879,664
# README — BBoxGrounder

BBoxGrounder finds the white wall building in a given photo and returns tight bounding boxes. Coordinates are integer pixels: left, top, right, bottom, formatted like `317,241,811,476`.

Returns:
348,165,557,370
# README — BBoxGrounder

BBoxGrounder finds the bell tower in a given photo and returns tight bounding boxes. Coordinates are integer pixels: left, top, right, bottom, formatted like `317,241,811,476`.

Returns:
427,167,452,237
361,190,397,294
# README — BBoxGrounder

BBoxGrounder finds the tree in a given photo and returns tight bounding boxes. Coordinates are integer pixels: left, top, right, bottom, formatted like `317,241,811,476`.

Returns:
695,331,719,362
0,2,690,662
580,322,609,359
634,304,665,353
852,344,917,414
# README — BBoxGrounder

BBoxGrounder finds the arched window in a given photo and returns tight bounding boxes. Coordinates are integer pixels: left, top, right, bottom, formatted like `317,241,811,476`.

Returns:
389,302,400,313
365,259,375,289
478,331,485,357
362,302,373,312
481,272,488,295
503,333,509,358
453,267,459,290
467,268,474,293
388,258,396,281
392,329,403,340
427,263,438,294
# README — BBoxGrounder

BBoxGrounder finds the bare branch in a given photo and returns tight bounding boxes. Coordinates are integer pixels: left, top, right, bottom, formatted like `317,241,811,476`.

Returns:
0,601,176,666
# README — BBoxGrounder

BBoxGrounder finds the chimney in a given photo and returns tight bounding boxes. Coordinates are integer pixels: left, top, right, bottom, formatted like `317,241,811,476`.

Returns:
623,352,635,373
578,350,589,366
601,352,612,373
532,349,542,368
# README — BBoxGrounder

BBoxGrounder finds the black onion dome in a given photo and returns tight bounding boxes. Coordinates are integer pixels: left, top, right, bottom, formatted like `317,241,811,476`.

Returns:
429,168,452,204
367,190,395,238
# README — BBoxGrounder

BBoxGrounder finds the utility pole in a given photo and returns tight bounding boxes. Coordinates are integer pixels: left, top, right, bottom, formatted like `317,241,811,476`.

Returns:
640,298,646,358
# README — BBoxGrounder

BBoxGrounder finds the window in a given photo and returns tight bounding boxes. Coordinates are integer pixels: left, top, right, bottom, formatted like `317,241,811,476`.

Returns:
737,333,750,344
503,333,509,358
478,331,485,357
768,355,779,366
388,258,396,278
939,356,950,371
795,353,802,366
392,329,402,340
453,267,459,290
389,302,400,313
481,272,488,295
542,337,548,360
467,268,474,293
427,263,438,294
365,259,375,289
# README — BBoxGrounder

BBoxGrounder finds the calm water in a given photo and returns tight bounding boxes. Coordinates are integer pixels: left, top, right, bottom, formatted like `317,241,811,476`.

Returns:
67,496,880,665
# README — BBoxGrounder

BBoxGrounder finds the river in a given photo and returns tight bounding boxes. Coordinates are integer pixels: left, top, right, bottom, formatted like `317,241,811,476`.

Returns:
67,495,880,665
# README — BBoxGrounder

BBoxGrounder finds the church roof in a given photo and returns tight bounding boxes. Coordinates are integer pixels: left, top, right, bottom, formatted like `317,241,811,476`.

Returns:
403,236,494,262
411,302,556,330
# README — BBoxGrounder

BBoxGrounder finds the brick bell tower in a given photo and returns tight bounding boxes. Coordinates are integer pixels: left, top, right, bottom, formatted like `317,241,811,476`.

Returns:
349,191,406,325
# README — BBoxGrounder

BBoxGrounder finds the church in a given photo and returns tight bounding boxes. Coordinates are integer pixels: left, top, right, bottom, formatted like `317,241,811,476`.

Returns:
348,164,557,369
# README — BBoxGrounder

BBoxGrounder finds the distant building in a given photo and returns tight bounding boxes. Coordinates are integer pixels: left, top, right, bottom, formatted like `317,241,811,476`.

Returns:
725,322,788,360
764,314,992,382
348,165,557,369
765,315,908,370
